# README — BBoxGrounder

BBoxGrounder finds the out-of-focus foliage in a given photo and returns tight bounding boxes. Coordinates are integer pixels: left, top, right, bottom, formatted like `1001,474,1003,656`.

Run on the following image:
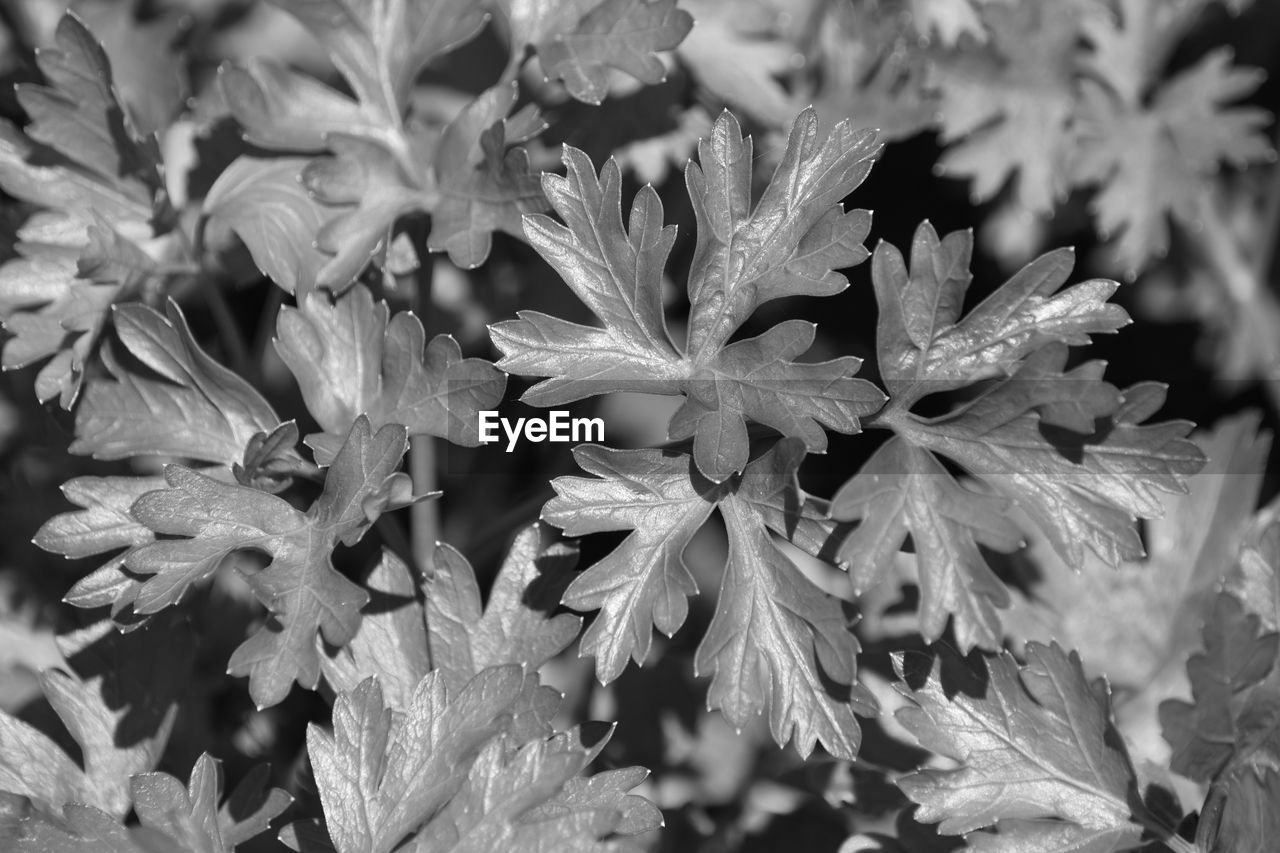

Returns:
0,0,1276,851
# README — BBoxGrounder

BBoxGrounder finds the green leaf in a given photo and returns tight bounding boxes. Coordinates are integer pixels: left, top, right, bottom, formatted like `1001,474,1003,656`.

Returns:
536,0,693,104
71,301,281,465
274,283,507,465
544,440,875,758
203,157,332,295
0,618,192,818
894,642,1169,852
125,416,420,707
493,107,883,482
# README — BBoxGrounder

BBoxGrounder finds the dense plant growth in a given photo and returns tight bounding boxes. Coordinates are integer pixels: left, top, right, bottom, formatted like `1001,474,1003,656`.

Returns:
0,0,1278,851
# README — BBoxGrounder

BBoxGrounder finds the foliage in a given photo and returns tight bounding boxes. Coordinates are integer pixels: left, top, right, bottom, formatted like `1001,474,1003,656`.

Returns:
0,0,1276,851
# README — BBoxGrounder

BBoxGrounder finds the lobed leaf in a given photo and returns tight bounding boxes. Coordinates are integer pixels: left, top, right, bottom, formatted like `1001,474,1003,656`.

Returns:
834,221,1204,650
544,440,875,758
203,157,332,295
275,283,506,465
0,619,192,819
894,642,1179,851
0,13,172,406
494,107,883,482
126,416,420,707
72,301,281,465
536,0,693,104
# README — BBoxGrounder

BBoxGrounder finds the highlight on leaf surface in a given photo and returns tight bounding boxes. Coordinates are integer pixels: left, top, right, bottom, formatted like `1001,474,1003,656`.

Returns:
123,415,423,708
4,752,291,852
320,524,578,739
0,13,179,407
831,221,1205,652
0,618,192,820
894,641,1189,852
492,106,885,483
543,439,876,759
215,0,571,281
285,667,659,853
274,283,507,465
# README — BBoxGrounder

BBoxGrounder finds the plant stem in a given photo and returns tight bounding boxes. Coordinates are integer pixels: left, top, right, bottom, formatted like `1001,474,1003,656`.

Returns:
410,433,440,568
409,253,438,573
202,278,253,378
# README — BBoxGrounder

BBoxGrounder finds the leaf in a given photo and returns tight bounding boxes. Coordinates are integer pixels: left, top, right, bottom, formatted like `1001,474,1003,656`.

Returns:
831,437,1022,652
71,2,189,137
0,618,192,818
125,416,420,707
407,727,660,852
36,476,161,562
833,222,1203,650
224,0,487,150
265,0,487,130
274,283,507,465
37,473,167,626
301,141,433,290
11,13,162,207
427,85,549,269
811,11,937,144
910,0,987,45
300,667,524,853
71,301,281,465
536,0,693,104
998,413,1271,763
4,753,291,852
492,107,884,482
425,524,583,691
675,0,798,126
220,0,528,281
319,549,431,712
1196,765,1280,853
1072,49,1272,273
1230,517,1280,633
1160,592,1279,783
929,1,1080,212
894,642,1175,852
320,526,573,744
0,13,172,406
543,440,876,758
203,157,331,295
